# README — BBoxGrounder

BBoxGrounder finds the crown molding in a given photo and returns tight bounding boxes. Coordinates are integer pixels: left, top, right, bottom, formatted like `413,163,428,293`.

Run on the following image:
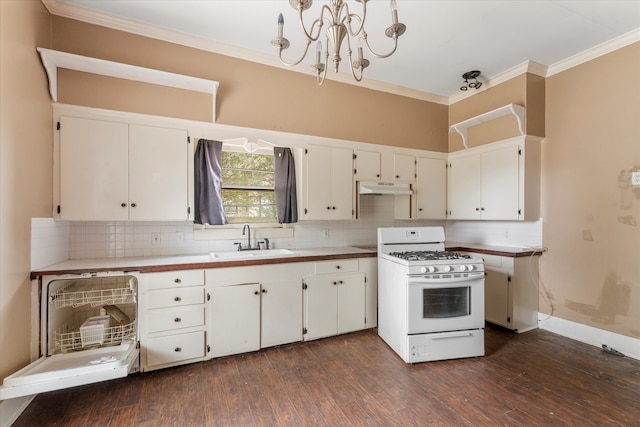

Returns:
546,27,640,77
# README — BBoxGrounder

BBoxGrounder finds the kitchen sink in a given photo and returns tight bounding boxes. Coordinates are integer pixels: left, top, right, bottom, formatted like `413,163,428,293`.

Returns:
209,248,297,260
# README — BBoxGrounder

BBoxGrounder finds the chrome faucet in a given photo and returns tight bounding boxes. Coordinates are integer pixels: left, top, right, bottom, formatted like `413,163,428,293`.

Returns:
242,223,251,250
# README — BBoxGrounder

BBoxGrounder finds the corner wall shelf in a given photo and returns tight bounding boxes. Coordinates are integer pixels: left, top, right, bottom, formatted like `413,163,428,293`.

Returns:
449,103,525,148
37,47,219,122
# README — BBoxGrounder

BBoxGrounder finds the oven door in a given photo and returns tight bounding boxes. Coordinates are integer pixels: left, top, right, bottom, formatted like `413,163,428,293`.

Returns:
407,272,484,334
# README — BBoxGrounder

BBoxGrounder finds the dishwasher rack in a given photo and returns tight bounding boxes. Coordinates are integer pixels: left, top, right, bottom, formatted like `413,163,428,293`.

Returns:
50,277,136,308
47,274,138,354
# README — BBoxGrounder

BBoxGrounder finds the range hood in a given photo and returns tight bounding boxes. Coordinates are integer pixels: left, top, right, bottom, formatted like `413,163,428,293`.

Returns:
358,181,413,195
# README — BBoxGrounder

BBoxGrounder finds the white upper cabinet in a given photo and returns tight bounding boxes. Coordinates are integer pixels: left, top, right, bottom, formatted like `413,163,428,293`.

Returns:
415,157,447,220
56,116,190,221
303,144,354,220
447,136,541,221
354,149,381,181
393,154,416,182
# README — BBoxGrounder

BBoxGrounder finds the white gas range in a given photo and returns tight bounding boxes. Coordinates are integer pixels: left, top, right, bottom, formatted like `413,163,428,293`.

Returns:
377,227,485,363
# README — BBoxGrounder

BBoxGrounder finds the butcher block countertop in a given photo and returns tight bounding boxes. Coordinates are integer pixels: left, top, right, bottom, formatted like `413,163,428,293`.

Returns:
445,241,543,258
30,246,377,279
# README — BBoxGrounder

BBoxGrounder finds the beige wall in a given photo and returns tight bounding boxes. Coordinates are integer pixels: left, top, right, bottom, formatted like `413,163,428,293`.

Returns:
0,0,53,381
542,43,640,339
51,17,449,153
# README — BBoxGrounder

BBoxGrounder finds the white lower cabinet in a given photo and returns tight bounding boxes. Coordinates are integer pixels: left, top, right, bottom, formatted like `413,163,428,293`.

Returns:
304,259,366,341
463,252,540,332
206,264,304,358
139,270,208,371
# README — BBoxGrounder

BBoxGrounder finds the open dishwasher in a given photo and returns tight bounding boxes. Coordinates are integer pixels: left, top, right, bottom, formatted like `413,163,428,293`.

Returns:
0,272,140,400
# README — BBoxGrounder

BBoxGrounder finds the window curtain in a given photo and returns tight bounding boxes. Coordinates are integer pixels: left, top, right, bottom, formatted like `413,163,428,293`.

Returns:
274,147,298,223
194,139,227,225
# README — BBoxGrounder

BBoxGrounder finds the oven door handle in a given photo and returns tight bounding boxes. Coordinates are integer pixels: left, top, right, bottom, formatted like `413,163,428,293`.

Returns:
408,272,484,286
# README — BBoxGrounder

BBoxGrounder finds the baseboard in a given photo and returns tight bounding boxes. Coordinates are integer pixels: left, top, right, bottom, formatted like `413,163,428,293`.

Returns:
538,314,640,361
0,395,36,427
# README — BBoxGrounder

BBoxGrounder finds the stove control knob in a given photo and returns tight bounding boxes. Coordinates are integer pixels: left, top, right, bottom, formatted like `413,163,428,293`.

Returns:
466,265,475,271
460,265,467,271
442,265,452,273
420,266,436,273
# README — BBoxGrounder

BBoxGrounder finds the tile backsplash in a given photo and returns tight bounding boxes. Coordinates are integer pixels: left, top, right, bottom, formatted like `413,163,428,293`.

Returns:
31,195,542,266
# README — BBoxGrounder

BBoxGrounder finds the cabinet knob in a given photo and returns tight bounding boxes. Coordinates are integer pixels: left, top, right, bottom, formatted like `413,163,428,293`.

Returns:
174,347,182,352
174,317,182,323
339,280,343,284
481,207,485,211
121,203,127,208
131,203,137,208
327,206,331,210
376,174,380,178
174,296,182,302
174,278,181,284
332,281,338,285
475,208,480,211
254,290,259,295
262,289,267,293
332,206,336,210
396,175,400,179
418,208,423,211
336,265,341,269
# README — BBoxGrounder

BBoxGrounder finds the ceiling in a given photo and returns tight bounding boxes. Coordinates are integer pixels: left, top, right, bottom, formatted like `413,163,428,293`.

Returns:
49,0,640,100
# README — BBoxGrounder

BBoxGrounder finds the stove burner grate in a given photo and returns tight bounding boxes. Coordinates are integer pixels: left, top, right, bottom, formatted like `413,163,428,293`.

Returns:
389,251,472,261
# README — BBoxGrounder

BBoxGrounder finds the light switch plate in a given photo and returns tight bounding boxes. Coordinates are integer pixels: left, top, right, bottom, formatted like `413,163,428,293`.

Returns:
632,171,640,186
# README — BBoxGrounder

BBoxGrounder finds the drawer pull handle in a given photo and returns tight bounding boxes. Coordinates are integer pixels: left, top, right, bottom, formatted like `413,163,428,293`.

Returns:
174,317,182,322
174,297,182,302
174,278,181,284
174,347,182,352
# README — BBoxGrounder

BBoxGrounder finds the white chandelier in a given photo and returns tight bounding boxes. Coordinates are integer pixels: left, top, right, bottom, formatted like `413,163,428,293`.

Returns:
271,0,406,85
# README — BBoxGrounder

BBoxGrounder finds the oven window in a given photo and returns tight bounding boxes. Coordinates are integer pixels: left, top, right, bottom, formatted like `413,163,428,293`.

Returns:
422,287,470,318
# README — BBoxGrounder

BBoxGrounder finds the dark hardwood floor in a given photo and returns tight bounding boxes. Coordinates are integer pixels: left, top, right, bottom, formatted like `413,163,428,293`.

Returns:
13,324,640,426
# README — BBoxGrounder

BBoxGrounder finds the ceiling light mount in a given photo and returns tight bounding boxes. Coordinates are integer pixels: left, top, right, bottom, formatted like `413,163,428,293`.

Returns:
271,0,406,85
460,70,483,91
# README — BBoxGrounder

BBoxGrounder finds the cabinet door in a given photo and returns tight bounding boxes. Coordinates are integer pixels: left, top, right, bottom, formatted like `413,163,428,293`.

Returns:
484,267,511,328
447,154,481,219
416,157,447,219
210,283,261,357
129,125,189,221
481,145,520,220
354,150,381,181
304,145,332,219
59,116,129,220
337,273,365,334
261,280,303,348
304,276,337,340
393,154,416,182
329,147,354,219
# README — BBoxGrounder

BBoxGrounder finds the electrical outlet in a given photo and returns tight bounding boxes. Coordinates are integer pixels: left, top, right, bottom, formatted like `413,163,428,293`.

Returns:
631,171,640,186
322,229,329,239
151,233,160,245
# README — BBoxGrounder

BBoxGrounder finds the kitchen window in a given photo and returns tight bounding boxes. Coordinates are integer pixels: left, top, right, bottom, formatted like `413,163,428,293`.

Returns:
221,150,277,224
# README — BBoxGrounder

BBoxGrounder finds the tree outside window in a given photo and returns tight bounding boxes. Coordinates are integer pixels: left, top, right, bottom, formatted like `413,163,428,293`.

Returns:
221,151,276,223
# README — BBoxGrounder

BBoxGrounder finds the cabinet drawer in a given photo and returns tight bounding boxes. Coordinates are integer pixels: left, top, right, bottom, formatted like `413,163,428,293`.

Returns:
147,286,205,309
145,270,204,290
314,259,359,275
147,306,205,333
145,330,205,366
480,254,502,268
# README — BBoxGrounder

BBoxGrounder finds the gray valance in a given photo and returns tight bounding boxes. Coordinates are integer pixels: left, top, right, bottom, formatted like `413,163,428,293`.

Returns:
274,147,298,224
194,139,227,225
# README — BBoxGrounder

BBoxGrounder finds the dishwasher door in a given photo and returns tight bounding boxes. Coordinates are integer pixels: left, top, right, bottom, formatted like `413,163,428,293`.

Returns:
0,271,140,400
0,341,138,400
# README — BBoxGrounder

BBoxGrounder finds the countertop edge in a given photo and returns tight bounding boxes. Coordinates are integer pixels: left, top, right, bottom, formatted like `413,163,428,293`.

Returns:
30,250,377,279
446,242,542,258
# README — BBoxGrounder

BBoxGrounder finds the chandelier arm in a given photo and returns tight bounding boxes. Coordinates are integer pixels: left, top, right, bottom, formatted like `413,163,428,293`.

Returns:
296,4,331,42
342,2,367,37
277,39,313,67
362,34,399,59
316,47,330,85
